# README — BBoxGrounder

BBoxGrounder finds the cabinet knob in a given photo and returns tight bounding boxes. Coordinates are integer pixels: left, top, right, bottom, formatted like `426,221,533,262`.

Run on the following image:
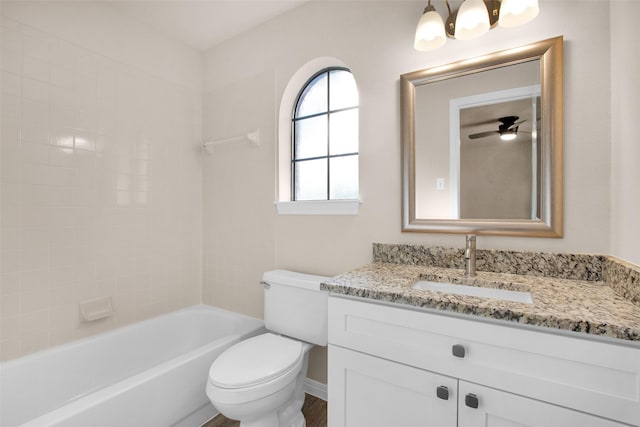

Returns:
465,393,479,409
452,344,466,358
436,385,449,400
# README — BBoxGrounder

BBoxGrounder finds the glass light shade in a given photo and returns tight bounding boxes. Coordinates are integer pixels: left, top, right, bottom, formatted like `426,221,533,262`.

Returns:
499,0,539,28
414,10,446,51
455,0,490,40
500,131,517,141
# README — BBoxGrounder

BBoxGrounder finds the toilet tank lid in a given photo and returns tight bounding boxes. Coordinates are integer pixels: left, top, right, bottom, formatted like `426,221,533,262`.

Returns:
262,270,330,291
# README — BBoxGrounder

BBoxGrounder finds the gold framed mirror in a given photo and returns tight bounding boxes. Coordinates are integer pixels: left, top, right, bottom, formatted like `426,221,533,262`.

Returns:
401,36,563,237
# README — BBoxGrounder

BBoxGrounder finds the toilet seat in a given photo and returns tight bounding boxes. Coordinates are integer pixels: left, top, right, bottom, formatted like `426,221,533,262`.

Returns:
207,333,305,405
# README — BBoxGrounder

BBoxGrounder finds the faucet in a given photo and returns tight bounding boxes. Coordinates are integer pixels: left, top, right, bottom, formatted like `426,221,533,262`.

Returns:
464,235,476,277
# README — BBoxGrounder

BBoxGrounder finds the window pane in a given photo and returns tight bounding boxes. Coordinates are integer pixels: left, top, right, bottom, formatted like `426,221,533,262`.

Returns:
329,70,358,111
296,72,328,117
330,155,358,199
295,158,327,200
329,109,358,156
295,115,327,160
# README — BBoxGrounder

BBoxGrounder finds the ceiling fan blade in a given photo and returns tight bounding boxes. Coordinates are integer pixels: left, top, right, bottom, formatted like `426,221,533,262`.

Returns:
462,118,501,127
468,130,499,139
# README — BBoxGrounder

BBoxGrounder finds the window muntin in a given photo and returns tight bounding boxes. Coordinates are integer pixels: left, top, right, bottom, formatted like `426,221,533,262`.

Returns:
292,68,358,201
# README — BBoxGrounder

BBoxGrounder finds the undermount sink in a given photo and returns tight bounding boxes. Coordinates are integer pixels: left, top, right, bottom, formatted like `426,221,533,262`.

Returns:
412,280,534,304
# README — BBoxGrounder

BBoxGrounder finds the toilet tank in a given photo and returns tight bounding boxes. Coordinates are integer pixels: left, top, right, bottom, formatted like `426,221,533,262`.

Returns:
262,270,329,346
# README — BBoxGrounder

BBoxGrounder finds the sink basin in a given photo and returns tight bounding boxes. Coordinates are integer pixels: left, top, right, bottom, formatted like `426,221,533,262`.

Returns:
412,280,534,304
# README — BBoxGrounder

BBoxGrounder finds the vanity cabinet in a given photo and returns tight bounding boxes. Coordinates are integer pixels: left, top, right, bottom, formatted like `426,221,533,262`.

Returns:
327,296,640,427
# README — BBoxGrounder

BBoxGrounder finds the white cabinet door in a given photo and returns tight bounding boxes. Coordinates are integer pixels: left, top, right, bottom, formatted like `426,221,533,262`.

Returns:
329,345,458,427
458,381,628,427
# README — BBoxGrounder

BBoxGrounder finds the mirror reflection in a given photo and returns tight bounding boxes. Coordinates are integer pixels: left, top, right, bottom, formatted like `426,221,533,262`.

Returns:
415,60,540,220
401,37,563,236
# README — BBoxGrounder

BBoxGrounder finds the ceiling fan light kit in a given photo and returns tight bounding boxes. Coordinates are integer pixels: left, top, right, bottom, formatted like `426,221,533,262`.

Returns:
414,0,539,51
468,115,526,141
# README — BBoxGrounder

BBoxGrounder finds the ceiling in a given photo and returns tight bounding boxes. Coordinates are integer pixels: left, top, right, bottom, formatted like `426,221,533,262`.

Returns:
108,0,309,51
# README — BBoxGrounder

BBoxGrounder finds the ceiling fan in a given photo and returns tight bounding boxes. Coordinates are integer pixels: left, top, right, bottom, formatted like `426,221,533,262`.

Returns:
468,116,525,141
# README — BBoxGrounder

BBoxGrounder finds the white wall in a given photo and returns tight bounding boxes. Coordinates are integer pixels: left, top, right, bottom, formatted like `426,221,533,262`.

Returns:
610,1,640,266
0,2,203,360
202,0,618,382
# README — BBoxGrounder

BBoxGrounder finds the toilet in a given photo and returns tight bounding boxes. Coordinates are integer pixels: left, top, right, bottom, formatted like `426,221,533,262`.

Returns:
206,270,329,427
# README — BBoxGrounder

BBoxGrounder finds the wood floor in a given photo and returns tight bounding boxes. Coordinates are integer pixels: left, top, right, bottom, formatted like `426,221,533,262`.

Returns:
203,394,327,427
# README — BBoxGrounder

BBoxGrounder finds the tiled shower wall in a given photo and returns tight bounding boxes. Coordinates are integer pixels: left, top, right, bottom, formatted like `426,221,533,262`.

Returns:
0,14,202,361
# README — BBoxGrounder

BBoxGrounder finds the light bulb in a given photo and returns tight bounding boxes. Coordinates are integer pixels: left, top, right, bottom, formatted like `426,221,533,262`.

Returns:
414,8,446,51
500,131,517,141
455,0,490,40
499,0,539,28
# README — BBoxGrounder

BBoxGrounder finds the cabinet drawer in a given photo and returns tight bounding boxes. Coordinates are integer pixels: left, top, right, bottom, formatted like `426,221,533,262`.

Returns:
328,296,640,426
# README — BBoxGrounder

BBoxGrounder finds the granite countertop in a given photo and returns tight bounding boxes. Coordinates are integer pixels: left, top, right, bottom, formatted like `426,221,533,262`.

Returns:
321,262,640,342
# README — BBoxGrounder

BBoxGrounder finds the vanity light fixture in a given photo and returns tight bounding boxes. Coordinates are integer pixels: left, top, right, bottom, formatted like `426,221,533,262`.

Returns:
414,0,539,51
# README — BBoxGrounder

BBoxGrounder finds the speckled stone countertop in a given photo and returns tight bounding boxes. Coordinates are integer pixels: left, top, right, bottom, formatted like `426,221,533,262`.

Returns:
321,245,640,343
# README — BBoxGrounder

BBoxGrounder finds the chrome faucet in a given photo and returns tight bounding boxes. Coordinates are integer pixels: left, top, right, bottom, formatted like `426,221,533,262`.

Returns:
464,235,476,277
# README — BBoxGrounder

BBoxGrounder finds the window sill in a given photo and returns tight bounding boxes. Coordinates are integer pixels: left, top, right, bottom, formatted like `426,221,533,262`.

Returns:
275,199,361,215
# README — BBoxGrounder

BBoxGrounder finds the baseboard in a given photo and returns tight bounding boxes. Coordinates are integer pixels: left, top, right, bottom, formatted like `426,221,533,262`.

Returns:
304,377,327,401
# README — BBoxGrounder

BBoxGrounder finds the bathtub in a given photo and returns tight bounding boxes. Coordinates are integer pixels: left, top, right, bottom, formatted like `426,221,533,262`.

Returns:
0,305,265,427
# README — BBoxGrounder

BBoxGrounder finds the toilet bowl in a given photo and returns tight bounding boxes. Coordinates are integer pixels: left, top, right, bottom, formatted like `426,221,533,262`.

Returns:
206,270,329,427
207,333,311,427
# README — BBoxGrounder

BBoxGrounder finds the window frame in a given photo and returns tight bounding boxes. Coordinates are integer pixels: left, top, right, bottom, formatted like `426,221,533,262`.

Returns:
290,67,359,202
275,57,360,216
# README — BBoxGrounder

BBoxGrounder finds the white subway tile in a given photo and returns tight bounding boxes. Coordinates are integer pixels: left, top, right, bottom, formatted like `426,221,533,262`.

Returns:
50,127,75,148
75,53,96,78
1,48,22,74
74,130,96,151
1,250,21,273
21,142,50,165
21,289,50,314
51,86,75,108
1,293,20,319
50,65,74,89
75,109,97,133
21,332,50,355
22,55,49,82
2,92,22,116
48,265,78,289
1,316,21,342
1,273,21,295
1,21,22,52
49,146,75,167
21,269,50,292
19,309,49,335
50,106,75,128
1,226,22,251
1,339,22,361
21,119,49,144
1,71,21,96
20,227,50,249
50,39,77,70
22,77,49,103
49,287,75,310
0,14,202,359
20,247,49,271
21,31,51,62
49,304,76,337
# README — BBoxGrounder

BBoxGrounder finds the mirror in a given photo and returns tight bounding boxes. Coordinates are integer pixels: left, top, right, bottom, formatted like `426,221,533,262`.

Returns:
401,37,563,237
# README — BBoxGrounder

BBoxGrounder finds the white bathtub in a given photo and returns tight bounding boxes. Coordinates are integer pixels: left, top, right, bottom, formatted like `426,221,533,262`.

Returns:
0,305,265,427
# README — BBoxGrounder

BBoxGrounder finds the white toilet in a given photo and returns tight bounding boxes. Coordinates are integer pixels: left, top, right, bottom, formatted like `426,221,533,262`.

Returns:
206,270,329,427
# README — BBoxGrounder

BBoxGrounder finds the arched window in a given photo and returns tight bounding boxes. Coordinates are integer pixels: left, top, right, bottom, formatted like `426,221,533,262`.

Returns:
291,68,358,201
